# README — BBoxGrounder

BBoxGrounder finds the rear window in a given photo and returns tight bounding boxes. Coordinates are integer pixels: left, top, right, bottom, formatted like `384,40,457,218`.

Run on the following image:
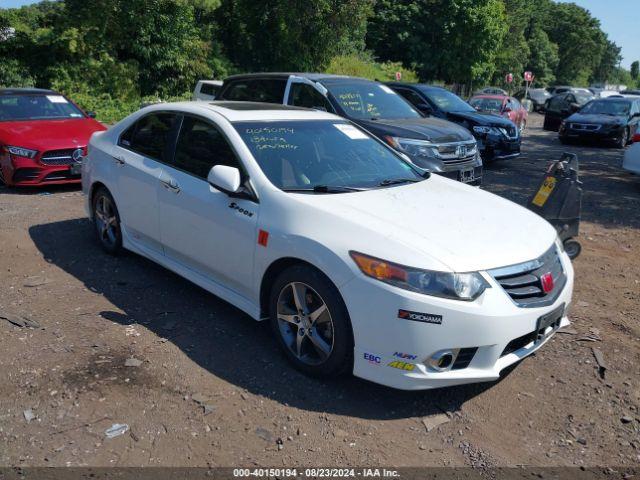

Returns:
221,79,287,104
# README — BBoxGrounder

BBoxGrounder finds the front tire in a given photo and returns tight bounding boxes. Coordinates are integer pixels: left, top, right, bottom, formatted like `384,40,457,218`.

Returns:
615,128,629,149
269,264,353,377
92,187,123,255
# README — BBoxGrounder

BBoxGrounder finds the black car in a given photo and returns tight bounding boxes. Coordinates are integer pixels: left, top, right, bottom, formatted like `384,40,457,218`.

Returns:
217,74,482,185
514,88,551,112
543,91,595,131
559,98,640,148
387,83,521,162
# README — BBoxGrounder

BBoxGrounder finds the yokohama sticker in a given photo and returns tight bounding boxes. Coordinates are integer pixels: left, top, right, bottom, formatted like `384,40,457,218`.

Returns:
398,309,443,325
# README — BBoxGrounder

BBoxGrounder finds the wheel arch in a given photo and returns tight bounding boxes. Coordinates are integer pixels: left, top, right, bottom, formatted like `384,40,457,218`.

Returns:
88,181,109,217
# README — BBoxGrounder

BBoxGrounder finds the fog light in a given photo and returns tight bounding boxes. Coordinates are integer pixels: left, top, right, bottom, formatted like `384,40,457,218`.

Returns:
428,350,456,372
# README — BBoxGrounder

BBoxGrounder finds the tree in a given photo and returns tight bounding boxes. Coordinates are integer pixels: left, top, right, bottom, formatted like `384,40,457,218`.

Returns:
217,0,372,72
367,0,507,86
631,61,639,81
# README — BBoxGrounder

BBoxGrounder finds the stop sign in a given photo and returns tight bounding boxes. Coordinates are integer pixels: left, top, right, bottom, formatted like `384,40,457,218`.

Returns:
505,73,514,84
395,71,402,81
524,71,533,82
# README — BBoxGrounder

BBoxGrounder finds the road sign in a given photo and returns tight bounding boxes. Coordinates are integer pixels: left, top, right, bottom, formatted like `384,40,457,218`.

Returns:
395,71,402,81
505,73,514,84
524,71,534,82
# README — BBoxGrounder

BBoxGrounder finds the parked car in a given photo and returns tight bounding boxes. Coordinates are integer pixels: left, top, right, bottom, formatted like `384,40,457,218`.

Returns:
514,88,551,112
474,87,508,96
0,88,106,187
559,98,640,148
622,90,640,96
388,83,521,161
83,101,574,390
622,131,640,174
193,80,223,101
543,91,595,131
216,73,482,185
468,94,528,132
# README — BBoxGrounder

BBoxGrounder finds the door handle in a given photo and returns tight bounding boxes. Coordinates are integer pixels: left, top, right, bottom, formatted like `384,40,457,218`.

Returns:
112,155,126,166
160,179,181,194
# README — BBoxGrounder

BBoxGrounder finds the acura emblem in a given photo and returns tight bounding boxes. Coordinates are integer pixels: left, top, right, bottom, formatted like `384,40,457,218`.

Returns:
71,148,84,163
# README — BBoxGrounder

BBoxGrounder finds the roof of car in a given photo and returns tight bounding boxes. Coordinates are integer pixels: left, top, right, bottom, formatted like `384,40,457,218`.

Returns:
470,94,508,100
223,72,369,83
148,101,341,122
386,82,446,91
0,88,56,95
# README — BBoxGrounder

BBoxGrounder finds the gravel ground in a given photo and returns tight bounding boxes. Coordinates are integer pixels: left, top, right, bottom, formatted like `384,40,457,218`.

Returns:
0,114,639,469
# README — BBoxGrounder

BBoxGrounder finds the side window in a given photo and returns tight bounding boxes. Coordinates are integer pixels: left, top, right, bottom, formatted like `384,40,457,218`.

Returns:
288,83,333,111
172,116,240,179
121,113,177,161
395,88,425,109
547,96,563,113
223,79,286,104
199,83,219,97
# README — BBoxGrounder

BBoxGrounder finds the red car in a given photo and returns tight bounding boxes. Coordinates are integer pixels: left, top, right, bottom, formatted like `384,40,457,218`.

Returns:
469,94,528,132
0,88,106,187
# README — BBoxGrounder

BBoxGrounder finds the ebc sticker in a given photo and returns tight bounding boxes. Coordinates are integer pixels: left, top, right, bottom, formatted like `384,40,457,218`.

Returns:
364,353,381,365
398,309,443,325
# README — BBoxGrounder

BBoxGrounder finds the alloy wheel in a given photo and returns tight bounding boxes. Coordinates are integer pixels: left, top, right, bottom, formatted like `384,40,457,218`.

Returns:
276,282,335,366
95,194,118,247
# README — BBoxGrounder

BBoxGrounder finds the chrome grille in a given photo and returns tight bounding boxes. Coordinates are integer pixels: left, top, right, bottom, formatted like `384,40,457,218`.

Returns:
41,148,83,166
569,123,601,131
434,140,478,167
489,245,566,308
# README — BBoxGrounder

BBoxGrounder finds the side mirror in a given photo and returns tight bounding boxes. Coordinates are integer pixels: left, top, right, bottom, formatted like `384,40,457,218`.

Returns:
416,103,433,114
87,111,97,119
207,165,242,194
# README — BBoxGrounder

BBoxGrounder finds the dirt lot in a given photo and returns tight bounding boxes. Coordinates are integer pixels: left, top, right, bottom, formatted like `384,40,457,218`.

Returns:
1,114,639,469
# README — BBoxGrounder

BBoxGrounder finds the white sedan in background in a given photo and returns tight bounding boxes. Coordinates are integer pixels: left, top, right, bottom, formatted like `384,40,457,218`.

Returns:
623,131,640,175
83,101,573,390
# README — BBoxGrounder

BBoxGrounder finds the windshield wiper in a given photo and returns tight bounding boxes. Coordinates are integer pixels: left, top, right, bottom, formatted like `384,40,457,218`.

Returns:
282,185,365,194
377,178,423,187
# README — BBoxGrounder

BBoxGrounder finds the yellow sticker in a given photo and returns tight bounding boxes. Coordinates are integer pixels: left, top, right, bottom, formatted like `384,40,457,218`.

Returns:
532,176,557,207
388,361,415,372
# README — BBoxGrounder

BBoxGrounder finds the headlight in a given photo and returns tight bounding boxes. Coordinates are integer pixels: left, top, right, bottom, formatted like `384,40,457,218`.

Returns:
7,146,38,159
350,251,490,301
385,137,439,159
472,126,501,135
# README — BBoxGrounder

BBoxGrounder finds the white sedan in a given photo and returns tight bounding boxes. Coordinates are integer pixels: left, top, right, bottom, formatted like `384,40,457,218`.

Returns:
623,131,640,175
83,101,574,390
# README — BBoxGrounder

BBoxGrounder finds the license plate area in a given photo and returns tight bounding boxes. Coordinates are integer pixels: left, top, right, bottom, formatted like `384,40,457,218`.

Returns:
69,163,82,176
535,303,565,344
459,168,475,183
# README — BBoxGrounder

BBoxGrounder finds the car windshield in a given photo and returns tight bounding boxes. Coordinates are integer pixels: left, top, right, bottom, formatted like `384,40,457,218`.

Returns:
0,94,85,121
469,97,503,112
324,82,421,120
580,100,630,116
234,120,423,192
421,88,475,112
575,93,595,105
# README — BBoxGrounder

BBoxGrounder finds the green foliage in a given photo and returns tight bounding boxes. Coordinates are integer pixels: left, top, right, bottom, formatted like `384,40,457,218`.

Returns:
216,0,373,72
631,61,639,81
325,53,418,82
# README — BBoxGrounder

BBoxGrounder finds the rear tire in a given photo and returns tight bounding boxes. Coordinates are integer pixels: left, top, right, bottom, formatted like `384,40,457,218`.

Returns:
269,264,353,378
92,187,123,255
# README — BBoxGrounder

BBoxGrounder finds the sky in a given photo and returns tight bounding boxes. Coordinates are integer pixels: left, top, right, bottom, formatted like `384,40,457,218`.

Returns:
2,0,639,69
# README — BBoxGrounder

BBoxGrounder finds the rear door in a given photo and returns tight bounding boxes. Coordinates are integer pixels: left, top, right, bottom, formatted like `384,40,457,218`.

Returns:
113,112,179,253
157,114,259,299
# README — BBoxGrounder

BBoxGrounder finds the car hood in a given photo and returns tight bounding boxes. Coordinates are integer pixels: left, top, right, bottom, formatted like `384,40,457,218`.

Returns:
445,110,515,128
357,117,474,143
0,118,106,151
292,175,557,273
566,113,626,126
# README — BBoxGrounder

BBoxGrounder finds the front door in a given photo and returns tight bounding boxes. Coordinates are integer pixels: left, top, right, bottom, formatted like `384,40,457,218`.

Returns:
157,115,259,299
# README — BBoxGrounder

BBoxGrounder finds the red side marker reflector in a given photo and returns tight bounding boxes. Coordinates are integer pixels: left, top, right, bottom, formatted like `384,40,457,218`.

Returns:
258,229,269,247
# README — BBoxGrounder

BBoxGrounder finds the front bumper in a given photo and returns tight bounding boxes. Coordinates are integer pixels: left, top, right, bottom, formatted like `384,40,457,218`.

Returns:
1,153,81,186
475,133,521,161
340,250,574,390
560,125,625,143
